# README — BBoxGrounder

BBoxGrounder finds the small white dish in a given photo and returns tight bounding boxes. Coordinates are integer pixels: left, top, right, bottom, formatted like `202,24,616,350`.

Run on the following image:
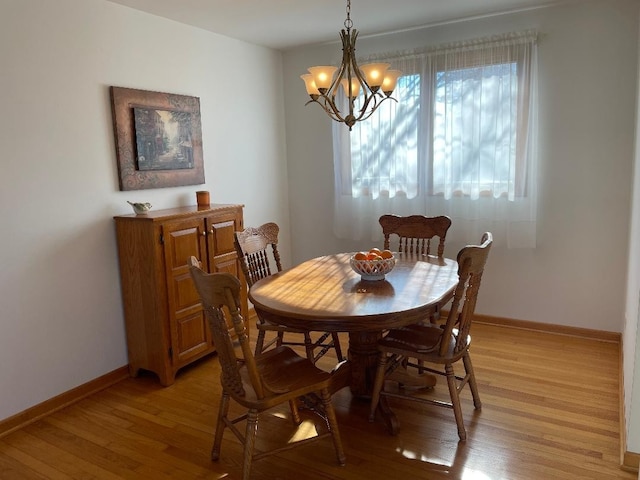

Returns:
127,201,152,215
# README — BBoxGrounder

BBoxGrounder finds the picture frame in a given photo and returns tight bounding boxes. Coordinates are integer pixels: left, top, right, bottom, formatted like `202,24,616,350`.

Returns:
110,87,205,191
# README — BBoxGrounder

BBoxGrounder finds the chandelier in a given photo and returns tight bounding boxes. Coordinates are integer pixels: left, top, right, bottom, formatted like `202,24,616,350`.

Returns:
300,0,402,131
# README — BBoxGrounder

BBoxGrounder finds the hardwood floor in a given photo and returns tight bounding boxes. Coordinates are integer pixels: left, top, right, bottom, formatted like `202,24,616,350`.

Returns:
0,323,635,479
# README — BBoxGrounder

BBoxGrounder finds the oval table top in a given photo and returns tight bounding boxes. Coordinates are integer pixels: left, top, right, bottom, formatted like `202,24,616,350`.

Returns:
248,252,459,333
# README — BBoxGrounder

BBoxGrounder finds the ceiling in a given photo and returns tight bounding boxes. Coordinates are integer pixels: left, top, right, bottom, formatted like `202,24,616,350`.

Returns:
106,0,560,51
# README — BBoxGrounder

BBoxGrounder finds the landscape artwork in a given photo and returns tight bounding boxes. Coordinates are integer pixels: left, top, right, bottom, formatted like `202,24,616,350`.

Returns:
110,87,205,190
133,108,194,171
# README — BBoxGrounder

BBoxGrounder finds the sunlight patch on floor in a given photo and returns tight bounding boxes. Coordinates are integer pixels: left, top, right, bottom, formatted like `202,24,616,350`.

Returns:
461,470,494,480
288,419,319,443
398,447,498,480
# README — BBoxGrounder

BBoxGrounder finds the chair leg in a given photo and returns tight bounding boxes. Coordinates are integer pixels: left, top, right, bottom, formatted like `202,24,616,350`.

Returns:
254,328,266,356
242,410,259,480
303,333,315,363
445,363,466,441
331,332,344,361
463,351,482,410
320,388,346,466
211,392,230,461
289,399,301,425
311,332,332,363
368,351,389,422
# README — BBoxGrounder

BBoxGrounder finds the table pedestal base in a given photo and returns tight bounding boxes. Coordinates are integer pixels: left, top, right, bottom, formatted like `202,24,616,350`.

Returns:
347,331,382,398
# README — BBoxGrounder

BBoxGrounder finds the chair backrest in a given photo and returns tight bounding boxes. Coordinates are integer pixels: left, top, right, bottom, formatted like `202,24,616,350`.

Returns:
439,232,493,357
234,222,282,287
188,257,266,400
379,214,452,257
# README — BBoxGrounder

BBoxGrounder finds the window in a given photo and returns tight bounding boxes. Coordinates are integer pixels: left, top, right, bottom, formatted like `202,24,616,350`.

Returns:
332,31,538,248
433,63,518,198
348,74,420,199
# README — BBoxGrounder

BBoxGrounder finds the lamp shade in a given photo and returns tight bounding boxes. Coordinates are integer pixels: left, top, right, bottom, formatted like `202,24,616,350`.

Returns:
382,70,402,96
308,66,338,91
340,77,361,99
301,74,320,96
359,63,390,89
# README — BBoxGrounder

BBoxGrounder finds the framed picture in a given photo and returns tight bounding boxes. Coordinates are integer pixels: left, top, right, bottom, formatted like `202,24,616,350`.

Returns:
110,87,205,190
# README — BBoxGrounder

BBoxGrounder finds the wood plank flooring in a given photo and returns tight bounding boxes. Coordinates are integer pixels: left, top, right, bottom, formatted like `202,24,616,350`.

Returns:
0,323,635,479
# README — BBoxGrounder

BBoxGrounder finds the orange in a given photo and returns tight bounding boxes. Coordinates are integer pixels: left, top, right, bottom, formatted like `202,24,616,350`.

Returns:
381,249,394,259
368,247,382,255
354,252,368,260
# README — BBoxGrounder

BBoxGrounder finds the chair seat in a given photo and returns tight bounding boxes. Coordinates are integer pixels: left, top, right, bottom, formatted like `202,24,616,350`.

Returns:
380,324,470,362
252,346,332,399
256,320,309,334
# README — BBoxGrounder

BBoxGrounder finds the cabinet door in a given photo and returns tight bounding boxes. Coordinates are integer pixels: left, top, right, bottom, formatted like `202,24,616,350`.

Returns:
162,217,213,366
205,210,248,320
205,213,240,271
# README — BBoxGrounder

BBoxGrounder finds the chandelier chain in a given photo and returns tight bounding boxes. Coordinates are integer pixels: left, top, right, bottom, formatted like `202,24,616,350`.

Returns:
344,0,352,31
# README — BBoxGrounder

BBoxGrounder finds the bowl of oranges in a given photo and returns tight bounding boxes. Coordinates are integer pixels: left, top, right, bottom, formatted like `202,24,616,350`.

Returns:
350,248,396,281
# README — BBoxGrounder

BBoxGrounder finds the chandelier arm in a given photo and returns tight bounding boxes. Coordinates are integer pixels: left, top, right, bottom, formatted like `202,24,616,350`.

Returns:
345,30,375,97
305,97,349,124
321,96,350,123
329,29,357,121
315,29,358,124
325,57,347,98
319,85,351,123
355,92,378,119
332,30,353,88
355,96,397,123
341,28,376,128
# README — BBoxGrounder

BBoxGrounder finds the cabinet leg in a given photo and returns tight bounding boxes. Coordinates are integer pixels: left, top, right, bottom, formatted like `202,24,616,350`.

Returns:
128,364,175,387
158,371,175,387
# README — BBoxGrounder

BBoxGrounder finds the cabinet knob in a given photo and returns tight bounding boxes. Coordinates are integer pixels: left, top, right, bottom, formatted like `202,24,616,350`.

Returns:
201,230,207,236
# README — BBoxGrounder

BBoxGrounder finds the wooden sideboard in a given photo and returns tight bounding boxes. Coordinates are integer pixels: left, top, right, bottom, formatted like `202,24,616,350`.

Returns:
114,204,247,386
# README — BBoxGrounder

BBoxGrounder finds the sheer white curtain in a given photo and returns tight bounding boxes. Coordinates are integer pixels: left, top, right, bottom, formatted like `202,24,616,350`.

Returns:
333,31,538,248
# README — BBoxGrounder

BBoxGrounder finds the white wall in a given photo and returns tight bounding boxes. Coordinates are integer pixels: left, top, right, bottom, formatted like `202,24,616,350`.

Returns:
282,0,639,333
0,0,290,420
625,6,640,456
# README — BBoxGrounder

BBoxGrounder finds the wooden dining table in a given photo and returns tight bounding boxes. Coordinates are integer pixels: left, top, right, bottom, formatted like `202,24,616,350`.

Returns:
248,252,459,410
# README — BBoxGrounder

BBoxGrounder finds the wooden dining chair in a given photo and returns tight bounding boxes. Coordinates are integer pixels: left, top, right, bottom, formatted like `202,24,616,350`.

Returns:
379,214,452,258
380,214,451,321
235,222,344,363
378,214,453,375
368,232,493,441
188,257,346,480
